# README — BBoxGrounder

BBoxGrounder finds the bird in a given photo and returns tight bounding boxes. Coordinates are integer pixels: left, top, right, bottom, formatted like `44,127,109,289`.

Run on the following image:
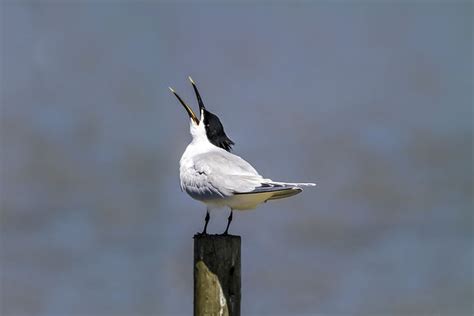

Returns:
169,77,315,235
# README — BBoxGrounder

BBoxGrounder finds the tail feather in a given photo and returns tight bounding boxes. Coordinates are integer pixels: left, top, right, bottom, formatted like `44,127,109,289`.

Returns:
234,186,302,202
266,181,316,187
232,179,315,206
266,187,302,200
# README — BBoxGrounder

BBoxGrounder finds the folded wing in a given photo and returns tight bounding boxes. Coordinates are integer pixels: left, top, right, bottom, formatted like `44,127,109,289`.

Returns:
182,149,314,200
187,150,264,196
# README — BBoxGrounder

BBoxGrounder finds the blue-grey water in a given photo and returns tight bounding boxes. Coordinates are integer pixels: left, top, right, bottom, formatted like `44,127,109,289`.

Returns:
1,2,472,315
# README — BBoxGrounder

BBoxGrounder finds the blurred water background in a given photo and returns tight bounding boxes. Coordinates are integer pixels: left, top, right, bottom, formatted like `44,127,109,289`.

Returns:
1,1,472,316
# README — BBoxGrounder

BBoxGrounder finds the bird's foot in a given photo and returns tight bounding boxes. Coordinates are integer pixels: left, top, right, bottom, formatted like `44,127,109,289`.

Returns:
197,227,208,236
221,210,233,235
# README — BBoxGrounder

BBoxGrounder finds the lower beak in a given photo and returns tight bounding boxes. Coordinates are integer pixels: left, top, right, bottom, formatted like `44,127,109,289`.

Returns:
169,87,199,124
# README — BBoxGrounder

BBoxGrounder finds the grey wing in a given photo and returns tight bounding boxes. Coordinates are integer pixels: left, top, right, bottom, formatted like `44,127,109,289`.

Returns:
187,150,267,197
197,149,260,176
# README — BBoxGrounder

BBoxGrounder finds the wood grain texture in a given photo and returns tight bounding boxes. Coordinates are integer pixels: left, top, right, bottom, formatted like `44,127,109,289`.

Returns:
194,234,241,316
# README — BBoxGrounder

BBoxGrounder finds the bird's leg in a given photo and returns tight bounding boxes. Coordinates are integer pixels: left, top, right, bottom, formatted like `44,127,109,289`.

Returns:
201,209,210,235
223,209,233,235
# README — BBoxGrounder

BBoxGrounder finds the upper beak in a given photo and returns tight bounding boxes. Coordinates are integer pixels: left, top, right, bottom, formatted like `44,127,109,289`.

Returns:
169,87,199,124
188,76,206,112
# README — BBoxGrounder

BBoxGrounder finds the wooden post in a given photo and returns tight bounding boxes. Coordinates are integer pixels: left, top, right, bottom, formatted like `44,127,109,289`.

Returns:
194,234,241,316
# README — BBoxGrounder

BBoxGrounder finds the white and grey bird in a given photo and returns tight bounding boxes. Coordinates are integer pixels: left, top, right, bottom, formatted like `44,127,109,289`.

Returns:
170,77,315,234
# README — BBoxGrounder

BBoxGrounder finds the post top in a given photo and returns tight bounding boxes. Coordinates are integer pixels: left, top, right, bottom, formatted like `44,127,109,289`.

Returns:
193,234,241,240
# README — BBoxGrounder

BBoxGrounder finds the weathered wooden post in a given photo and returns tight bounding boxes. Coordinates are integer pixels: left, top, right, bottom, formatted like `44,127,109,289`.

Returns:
194,234,241,316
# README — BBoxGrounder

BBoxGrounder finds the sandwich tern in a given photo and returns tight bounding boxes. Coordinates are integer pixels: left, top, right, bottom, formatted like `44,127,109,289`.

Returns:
170,77,315,234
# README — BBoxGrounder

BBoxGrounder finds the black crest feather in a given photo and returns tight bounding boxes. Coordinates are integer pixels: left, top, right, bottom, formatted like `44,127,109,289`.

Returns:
203,109,234,152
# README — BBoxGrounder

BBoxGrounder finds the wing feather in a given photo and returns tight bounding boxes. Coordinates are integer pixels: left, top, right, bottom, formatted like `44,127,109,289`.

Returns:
181,148,315,202
181,150,266,199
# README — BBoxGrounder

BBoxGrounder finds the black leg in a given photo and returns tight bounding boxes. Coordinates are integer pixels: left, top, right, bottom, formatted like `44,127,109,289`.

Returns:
201,210,210,235
223,209,233,235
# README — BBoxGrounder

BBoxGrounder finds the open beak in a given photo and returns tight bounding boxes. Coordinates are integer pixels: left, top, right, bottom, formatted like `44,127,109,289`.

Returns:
169,87,199,124
188,76,206,111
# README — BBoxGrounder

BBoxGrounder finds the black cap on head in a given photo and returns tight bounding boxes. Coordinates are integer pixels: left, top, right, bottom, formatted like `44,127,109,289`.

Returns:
189,77,235,152
202,109,234,151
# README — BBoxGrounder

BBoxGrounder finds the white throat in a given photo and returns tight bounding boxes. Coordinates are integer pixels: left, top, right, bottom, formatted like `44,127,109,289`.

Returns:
180,119,214,176
189,109,210,145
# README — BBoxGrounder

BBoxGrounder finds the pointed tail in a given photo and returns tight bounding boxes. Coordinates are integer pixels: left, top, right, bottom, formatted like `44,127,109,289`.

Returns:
267,181,316,187
266,187,303,201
